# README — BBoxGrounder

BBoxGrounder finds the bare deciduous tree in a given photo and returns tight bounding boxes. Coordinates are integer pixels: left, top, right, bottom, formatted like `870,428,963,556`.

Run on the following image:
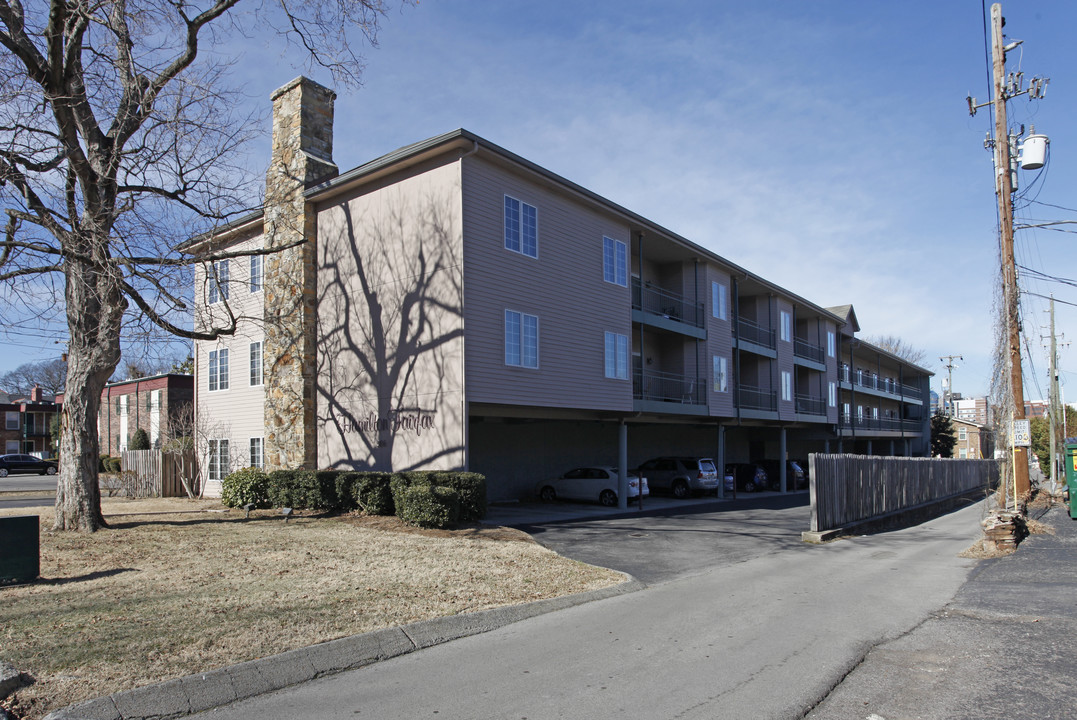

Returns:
864,335,929,367
0,0,402,531
0,357,67,396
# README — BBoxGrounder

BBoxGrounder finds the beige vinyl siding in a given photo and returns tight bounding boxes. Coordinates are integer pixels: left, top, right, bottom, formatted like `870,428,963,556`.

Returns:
194,232,267,495
314,161,466,471
461,155,633,412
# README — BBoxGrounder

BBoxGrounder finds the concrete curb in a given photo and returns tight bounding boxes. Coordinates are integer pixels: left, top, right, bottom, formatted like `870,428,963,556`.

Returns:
44,574,644,720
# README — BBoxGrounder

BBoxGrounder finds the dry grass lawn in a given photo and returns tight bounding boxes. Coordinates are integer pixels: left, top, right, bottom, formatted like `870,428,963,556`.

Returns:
0,497,622,719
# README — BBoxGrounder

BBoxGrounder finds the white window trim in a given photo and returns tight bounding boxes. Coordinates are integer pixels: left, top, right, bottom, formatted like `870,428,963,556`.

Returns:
249,437,264,469
712,282,728,321
505,309,539,369
208,259,229,305
713,356,728,393
780,311,792,342
209,347,230,391
250,254,263,294
504,195,538,259
828,381,837,407
5,411,18,431
249,341,263,387
603,237,628,287
781,371,792,402
827,331,836,358
208,438,230,483
604,331,629,379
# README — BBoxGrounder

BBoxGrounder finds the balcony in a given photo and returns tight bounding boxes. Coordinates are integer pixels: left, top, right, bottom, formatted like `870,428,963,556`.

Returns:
632,278,704,329
794,393,826,417
793,338,825,365
738,384,777,412
736,316,776,351
634,368,706,406
839,366,921,400
840,414,924,433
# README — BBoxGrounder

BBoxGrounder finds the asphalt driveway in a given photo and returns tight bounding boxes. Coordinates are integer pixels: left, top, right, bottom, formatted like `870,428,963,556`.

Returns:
493,491,812,584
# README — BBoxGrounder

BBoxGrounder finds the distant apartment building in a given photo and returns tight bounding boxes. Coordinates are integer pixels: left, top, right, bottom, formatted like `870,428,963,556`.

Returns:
59,374,194,455
954,396,991,426
952,417,993,459
1024,401,1049,419
185,77,934,499
0,386,61,457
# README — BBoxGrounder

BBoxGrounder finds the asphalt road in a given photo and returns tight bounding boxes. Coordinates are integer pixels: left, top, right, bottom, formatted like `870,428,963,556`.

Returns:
191,499,988,720
0,474,57,493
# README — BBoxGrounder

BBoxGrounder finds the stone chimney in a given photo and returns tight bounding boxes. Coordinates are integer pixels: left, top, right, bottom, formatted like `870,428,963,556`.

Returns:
262,77,338,471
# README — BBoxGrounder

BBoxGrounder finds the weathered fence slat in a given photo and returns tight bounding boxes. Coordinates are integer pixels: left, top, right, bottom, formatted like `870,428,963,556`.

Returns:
120,450,199,498
809,454,998,532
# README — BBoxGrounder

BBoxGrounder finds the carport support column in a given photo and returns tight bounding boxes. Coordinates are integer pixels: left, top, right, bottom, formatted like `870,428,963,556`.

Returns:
716,423,726,500
779,427,787,493
618,421,628,510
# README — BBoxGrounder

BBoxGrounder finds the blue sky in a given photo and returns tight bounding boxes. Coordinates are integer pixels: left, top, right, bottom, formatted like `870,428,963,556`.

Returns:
4,1,1076,406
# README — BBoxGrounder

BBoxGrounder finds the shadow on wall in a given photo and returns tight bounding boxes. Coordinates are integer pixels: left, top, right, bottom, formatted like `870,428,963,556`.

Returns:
317,185,465,471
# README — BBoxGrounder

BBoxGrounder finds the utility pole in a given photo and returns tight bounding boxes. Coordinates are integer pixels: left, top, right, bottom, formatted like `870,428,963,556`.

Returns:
939,355,962,417
1048,296,1059,489
967,4,1048,501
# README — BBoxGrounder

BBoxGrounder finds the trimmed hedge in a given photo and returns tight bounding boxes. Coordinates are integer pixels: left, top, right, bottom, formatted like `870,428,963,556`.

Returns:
230,467,484,527
221,467,270,509
394,484,459,529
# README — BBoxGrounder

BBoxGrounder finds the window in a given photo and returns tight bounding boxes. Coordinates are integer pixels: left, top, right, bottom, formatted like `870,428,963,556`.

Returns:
780,311,792,342
843,402,851,420
504,196,538,258
713,356,728,393
828,381,837,407
857,405,864,421
208,259,229,304
711,282,728,321
505,310,538,368
604,332,629,379
4,412,17,430
249,342,263,386
958,427,967,441
603,237,627,287
249,437,264,469
209,348,230,391
250,254,263,293
208,439,230,482
959,448,968,458
872,407,879,420
781,371,792,402
119,395,128,417
827,331,836,358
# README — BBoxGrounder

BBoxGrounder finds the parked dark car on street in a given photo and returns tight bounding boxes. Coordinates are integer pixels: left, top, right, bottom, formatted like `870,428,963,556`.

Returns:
0,453,58,477
725,463,768,492
635,457,720,498
759,460,807,491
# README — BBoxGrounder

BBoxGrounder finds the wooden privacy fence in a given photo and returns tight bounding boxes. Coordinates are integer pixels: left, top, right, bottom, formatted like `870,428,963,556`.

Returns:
120,450,199,498
809,454,999,532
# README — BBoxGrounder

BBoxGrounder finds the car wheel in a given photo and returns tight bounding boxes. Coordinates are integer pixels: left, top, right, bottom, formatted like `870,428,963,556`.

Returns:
539,486,557,502
46,466,57,475
672,480,690,499
0,468,7,477
745,480,756,492
599,489,617,507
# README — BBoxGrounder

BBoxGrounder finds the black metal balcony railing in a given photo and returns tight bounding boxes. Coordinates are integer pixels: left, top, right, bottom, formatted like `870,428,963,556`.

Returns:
738,384,777,412
840,414,924,433
793,338,825,364
632,278,704,328
794,393,826,416
736,317,776,350
634,369,707,405
839,365,922,399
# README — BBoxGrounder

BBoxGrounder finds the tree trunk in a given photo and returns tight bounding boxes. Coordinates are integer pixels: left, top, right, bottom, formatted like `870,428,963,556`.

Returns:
53,256,125,532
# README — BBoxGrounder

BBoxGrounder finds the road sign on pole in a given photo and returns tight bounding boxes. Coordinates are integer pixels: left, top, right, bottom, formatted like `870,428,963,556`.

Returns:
1013,419,1031,447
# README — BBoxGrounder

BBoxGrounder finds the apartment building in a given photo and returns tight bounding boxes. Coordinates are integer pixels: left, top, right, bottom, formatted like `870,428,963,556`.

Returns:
0,386,61,456
186,77,932,500
951,417,993,459
954,396,991,426
57,374,194,455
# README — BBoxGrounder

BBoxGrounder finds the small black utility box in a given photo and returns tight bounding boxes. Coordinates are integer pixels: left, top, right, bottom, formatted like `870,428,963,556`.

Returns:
0,515,40,586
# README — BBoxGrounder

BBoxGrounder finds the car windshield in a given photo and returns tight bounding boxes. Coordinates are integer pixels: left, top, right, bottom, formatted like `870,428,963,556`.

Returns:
698,459,716,473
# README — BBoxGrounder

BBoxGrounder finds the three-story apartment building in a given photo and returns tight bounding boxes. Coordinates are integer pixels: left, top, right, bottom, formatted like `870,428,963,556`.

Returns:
187,77,932,500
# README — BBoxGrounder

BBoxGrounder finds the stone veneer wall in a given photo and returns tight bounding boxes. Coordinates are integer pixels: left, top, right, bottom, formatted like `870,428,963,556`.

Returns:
262,77,338,470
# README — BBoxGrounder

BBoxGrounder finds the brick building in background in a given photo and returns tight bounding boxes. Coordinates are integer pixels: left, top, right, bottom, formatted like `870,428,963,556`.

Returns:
58,373,194,455
0,386,61,456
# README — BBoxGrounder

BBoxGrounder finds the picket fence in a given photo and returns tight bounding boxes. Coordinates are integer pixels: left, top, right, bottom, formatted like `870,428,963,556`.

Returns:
120,450,199,498
808,453,998,532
